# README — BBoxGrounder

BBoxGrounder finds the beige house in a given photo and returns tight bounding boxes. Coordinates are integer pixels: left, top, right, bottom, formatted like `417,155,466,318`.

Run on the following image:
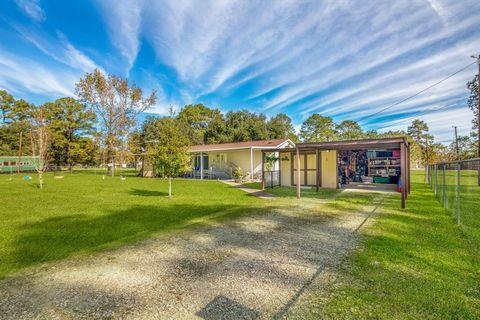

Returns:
142,136,411,208
188,139,295,180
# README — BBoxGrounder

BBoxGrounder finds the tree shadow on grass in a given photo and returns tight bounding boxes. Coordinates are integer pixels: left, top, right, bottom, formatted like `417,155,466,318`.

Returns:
129,189,168,197
6,202,265,279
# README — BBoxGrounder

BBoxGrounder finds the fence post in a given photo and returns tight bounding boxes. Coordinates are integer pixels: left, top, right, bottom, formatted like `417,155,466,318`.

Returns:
456,163,461,226
442,164,446,205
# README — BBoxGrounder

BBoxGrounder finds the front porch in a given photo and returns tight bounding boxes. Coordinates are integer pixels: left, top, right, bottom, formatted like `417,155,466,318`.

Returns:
187,149,264,181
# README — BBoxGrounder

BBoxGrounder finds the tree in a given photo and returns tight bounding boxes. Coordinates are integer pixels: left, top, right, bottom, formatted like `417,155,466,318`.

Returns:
11,99,34,122
407,119,433,167
363,129,380,139
0,121,32,156
336,120,363,140
0,95,33,157
177,104,223,145
429,143,453,164
451,135,476,160
204,111,229,144
467,75,479,155
0,90,14,124
70,137,99,166
268,113,297,140
148,117,190,198
299,114,337,142
224,110,270,142
127,130,143,155
75,69,156,173
30,106,49,189
43,97,96,168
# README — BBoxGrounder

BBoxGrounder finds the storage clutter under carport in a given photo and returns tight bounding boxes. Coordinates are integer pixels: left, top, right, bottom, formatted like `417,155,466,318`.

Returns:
338,149,401,186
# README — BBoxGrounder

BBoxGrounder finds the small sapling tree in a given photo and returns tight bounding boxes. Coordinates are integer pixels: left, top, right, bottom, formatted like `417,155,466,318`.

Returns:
149,116,190,198
30,106,50,189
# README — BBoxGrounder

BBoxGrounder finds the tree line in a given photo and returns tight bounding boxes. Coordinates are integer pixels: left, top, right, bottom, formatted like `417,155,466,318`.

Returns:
1,68,478,175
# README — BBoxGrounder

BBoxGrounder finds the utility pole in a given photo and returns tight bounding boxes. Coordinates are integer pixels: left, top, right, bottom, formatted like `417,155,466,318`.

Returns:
472,55,480,185
453,126,459,160
424,134,429,182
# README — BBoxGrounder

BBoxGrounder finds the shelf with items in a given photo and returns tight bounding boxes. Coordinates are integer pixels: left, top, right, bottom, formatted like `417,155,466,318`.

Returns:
367,157,401,177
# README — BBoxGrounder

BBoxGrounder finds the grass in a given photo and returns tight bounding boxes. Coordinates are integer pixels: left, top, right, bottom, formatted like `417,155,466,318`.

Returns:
430,169,480,253
288,170,480,319
0,171,265,279
244,181,340,198
0,170,384,280
1,170,478,319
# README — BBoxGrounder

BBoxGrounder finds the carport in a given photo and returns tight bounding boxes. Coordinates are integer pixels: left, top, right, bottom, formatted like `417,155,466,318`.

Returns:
261,137,411,208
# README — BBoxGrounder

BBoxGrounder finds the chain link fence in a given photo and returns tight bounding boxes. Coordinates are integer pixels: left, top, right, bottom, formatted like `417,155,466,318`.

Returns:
427,159,480,252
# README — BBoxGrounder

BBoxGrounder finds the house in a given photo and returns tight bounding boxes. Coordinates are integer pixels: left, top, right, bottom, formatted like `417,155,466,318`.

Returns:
0,156,39,173
140,139,294,179
261,137,411,208
188,139,295,180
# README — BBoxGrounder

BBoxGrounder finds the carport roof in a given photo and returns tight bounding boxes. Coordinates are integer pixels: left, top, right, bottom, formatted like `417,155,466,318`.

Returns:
266,137,408,152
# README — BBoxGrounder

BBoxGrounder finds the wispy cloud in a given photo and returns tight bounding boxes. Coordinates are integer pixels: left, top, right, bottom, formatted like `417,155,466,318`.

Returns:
14,0,45,22
14,26,101,73
3,0,480,140
0,51,75,97
94,0,144,74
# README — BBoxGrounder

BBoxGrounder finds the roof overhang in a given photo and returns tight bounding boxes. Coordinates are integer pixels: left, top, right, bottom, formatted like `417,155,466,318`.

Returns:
189,138,295,153
262,137,408,152
189,146,283,153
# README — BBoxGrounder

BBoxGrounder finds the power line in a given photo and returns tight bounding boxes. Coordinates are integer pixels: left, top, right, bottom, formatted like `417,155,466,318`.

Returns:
372,100,459,131
357,61,477,123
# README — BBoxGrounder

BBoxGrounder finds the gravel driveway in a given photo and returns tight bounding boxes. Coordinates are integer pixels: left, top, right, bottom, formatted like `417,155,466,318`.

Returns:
0,196,382,319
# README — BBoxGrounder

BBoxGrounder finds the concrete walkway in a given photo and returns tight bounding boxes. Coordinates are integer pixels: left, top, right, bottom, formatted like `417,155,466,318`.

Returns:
221,180,277,199
341,182,397,194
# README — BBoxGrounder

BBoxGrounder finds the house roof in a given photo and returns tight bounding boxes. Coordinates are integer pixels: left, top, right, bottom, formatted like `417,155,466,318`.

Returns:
189,139,293,152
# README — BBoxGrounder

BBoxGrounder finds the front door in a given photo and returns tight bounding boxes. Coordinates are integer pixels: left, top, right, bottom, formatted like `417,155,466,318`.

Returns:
194,154,209,171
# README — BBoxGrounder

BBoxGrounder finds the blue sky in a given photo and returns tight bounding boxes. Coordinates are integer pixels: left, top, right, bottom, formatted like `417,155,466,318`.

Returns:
1,0,479,143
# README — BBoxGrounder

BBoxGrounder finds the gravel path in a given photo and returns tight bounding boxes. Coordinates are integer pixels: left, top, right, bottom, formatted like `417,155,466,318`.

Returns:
0,196,382,319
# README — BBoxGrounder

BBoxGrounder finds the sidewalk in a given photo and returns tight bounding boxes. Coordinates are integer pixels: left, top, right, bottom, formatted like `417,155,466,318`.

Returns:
221,180,277,199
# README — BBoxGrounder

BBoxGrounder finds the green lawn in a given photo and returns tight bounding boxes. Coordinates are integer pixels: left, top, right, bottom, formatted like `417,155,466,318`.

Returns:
1,170,479,319
243,181,340,199
0,171,265,279
287,170,480,319
0,171,380,280
430,169,480,253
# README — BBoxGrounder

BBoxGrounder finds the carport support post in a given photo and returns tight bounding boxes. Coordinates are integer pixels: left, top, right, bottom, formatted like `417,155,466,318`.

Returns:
250,147,254,180
315,148,320,192
400,142,406,208
407,144,411,194
200,152,204,180
296,147,301,199
261,151,265,190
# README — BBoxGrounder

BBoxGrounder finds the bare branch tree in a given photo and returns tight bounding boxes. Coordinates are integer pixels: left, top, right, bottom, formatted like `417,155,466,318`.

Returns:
30,106,50,189
75,69,156,174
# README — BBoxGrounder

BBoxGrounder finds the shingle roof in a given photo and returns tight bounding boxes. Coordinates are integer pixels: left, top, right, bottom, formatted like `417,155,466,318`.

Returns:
189,139,291,152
